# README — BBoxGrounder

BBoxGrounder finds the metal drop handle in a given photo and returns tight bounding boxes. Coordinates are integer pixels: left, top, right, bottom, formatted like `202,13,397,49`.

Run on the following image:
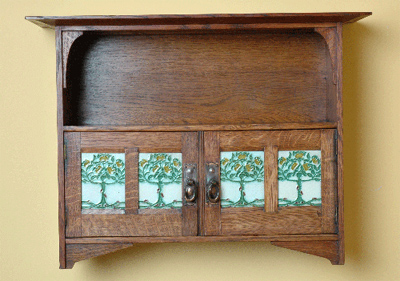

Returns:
185,179,197,202
207,179,220,203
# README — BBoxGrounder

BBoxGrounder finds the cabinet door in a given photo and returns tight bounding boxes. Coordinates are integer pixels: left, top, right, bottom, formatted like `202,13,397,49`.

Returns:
64,132,199,237
203,130,337,236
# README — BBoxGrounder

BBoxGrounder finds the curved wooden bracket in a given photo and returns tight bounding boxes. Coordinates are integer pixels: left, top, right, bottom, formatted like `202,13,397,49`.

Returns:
64,243,133,269
271,240,343,265
314,27,338,84
62,31,84,86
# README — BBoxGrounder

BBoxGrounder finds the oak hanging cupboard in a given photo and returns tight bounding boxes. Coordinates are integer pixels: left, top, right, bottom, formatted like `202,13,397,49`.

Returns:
26,12,371,268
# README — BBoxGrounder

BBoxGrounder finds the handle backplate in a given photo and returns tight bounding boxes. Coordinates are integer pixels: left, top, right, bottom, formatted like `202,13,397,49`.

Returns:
206,162,220,203
183,164,197,204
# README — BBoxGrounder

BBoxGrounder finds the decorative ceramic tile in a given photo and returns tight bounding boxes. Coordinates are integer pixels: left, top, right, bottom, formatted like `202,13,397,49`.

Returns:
81,153,125,213
220,151,264,208
138,153,183,209
278,150,322,207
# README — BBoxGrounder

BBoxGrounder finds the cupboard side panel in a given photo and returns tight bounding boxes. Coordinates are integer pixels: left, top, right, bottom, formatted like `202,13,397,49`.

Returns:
336,22,345,264
57,27,66,268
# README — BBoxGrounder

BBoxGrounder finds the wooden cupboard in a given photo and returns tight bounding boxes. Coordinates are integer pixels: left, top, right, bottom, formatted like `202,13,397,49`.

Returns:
26,12,371,268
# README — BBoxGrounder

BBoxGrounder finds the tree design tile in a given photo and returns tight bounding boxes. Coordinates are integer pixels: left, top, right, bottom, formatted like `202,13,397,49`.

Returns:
220,151,264,208
278,150,322,207
138,153,183,209
81,153,125,214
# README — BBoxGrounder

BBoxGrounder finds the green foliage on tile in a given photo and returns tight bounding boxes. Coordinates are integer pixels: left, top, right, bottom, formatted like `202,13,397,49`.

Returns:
138,153,183,209
220,151,264,207
81,153,125,210
278,150,321,207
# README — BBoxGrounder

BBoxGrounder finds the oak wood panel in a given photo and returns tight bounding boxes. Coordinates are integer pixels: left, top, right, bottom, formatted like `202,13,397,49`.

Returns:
336,23,345,265
26,13,372,29
314,27,338,122
220,206,323,235
182,205,198,236
272,240,340,264
219,130,321,151
81,214,183,236
181,132,199,236
314,27,337,84
67,234,338,244
80,132,182,149
138,208,181,215
198,132,205,235
66,243,133,269
203,131,221,235
321,130,337,233
62,31,83,87
64,132,82,237
65,32,329,126
265,145,278,213
56,27,66,269
64,122,337,132
80,147,125,153
60,23,338,33
125,148,138,215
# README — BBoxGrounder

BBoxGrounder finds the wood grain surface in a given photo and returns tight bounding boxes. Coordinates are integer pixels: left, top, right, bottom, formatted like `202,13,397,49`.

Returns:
65,32,331,126
63,122,337,132
272,240,340,264
66,234,338,244
64,132,82,237
203,131,221,235
181,132,199,236
66,243,133,269
220,206,323,235
26,13,372,29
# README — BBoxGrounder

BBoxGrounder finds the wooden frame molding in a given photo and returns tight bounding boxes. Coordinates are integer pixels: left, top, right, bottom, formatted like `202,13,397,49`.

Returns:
26,12,371,269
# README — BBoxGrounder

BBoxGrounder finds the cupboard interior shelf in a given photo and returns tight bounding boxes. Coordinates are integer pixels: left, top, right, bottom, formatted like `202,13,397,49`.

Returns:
27,12,371,269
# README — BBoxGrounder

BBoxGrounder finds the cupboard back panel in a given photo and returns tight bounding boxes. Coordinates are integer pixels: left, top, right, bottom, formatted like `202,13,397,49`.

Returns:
65,31,332,126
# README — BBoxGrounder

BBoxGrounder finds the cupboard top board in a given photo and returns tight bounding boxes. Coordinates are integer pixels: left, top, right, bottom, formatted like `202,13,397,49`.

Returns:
26,13,371,29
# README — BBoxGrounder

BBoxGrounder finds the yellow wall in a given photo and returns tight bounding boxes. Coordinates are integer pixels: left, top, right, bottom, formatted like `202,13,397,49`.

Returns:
1,0,399,280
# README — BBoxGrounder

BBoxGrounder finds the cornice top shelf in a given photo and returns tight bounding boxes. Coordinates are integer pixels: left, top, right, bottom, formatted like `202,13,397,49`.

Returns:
26,12,371,29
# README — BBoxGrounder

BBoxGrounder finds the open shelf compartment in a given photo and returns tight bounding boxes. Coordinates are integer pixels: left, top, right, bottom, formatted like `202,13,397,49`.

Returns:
64,30,337,127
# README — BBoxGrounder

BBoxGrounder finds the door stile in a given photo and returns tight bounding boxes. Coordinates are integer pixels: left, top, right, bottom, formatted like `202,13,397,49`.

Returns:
203,131,221,235
181,132,200,236
65,132,82,237
321,130,337,233
125,148,139,215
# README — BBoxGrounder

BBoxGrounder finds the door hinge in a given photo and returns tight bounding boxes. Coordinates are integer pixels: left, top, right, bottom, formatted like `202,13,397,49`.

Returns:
334,130,338,156
63,144,67,160
335,205,339,233
65,205,68,227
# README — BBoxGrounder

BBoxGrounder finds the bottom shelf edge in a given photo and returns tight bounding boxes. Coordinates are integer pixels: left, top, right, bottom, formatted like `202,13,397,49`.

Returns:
66,234,338,244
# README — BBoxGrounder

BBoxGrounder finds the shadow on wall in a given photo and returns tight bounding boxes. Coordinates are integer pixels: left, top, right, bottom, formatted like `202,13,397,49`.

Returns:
343,22,376,265
80,242,276,276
